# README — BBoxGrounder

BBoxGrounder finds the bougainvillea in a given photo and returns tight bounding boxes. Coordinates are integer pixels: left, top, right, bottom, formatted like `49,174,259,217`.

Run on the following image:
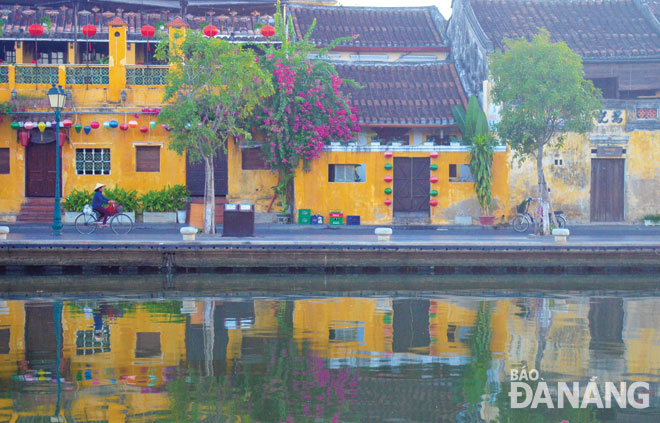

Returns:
252,1,361,214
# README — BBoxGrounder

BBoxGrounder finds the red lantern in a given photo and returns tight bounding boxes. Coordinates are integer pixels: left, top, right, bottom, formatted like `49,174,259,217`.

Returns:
82,24,97,51
58,131,67,147
384,175,393,183
90,121,100,129
203,25,219,37
429,199,438,207
62,119,73,128
119,123,128,131
430,151,438,158
139,126,148,133
28,24,44,37
260,24,275,38
141,25,156,51
430,176,438,183
384,150,393,158
384,199,392,206
19,131,30,146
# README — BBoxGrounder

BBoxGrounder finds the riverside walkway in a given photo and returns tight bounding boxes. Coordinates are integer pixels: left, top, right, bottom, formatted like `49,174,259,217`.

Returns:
1,223,660,273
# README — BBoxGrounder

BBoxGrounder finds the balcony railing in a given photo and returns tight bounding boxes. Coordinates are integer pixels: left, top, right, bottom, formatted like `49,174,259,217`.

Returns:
125,66,168,86
65,65,109,85
0,66,8,83
15,65,58,85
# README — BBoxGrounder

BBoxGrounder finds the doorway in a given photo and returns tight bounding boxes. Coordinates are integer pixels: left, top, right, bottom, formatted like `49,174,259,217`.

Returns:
26,141,59,197
590,158,624,222
393,157,430,219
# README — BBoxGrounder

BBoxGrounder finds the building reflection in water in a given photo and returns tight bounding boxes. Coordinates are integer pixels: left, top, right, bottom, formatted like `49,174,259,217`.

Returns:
0,294,657,422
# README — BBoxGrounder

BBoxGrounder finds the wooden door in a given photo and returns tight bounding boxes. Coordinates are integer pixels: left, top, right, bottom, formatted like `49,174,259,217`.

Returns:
393,157,430,216
26,141,59,197
186,151,228,197
590,158,624,222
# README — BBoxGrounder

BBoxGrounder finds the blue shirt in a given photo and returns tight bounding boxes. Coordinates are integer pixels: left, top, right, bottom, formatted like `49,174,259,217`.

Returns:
92,191,109,210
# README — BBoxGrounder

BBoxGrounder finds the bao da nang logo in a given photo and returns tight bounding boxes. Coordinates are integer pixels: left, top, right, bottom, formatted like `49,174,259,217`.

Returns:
509,368,650,409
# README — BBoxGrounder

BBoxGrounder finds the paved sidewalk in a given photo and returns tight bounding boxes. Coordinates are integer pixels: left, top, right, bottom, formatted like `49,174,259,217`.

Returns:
2,222,660,247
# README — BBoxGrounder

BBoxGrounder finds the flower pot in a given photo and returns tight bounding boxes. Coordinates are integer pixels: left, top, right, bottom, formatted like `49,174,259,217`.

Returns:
479,216,495,226
177,210,187,224
143,211,177,223
277,213,290,224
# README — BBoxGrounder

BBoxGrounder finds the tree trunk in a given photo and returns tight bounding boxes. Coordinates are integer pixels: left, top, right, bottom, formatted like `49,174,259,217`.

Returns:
203,155,216,234
536,143,549,236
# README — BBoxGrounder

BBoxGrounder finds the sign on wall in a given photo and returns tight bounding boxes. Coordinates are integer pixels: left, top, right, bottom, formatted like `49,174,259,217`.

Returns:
596,109,625,126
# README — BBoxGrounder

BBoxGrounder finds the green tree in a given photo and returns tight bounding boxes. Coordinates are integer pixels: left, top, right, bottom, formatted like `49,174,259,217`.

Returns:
156,31,272,234
489,29,601,234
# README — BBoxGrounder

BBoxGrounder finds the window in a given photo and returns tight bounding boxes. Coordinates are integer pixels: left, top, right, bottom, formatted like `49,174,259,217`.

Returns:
135,146,160,172
554,158,564,166
4,51,15,64
426,134,450,146
0,148,8,174
329,164,366,182
135,332,161,358
37,51,64,65
75,329,111,355
76,148,110,175
590,78,618,99
241,147,268,170
0,329,9,354
372,135,409,145
449,164,474,182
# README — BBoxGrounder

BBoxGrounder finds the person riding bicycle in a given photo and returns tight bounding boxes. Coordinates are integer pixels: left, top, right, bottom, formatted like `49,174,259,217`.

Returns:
92,183,113,227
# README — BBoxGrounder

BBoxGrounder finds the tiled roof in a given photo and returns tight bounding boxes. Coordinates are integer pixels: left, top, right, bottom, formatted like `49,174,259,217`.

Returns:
469,0,660,60
0,5,274,42
289,5,448,50
335,63,468,126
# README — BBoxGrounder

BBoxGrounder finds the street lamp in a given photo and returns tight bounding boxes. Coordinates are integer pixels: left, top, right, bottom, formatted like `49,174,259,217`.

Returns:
47,84,66,236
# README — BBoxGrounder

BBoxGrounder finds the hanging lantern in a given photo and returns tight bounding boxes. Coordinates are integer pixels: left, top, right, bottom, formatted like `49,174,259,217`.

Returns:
430,189,438,197
384,188,392,195
74,124,82,133
430,151,438,158
203,25,219,37
161,124,170,131
19,131,30,146
58,131,67,147
90,121,100,129
45,121,52,128
37,122,46,132
119,123,128,131
83,125,91,135
430,164,438,171
260,24,275,38
141,25,155,51
384,199,392,206
82,24,97,51
384,163,393,170
62,119,73,128
139,126,148,133
384,175,393,183
28,24,44,37
109,120,119,129
128,120,138,128
384,150,393,158
149,120,157,130
103,121,111,129
429,199,438,207
10,122,19,130
430,176,438,183
24,122,34,130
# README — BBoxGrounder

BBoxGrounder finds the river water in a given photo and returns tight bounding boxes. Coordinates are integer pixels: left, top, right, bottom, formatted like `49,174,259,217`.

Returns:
0,273,658,422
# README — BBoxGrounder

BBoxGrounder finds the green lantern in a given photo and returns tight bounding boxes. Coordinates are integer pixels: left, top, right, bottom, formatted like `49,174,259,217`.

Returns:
430,189,438,197
430,163,438,171
384,187,392,195
384,163,393,170
10,122,19,130
74,124,82,133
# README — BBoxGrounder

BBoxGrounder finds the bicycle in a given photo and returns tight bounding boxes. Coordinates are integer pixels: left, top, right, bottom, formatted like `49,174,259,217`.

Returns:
512,197,566,233
74,202,134,235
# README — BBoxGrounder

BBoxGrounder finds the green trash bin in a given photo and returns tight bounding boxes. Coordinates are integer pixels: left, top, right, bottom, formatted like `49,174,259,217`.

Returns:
298,209,311,225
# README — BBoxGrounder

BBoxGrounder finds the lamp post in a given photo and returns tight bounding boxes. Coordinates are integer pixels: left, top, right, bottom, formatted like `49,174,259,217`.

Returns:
47,84,66,236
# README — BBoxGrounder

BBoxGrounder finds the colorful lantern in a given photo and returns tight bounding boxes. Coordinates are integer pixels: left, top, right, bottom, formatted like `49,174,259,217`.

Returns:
119,123,128,131
37,122,46,132
24,122,34,130
139,126,148,133
384,163,393,170
161,124,171,131
10,122,19,130
430,164,438,171
74,124,82,133
19,131,30,146
260,24,275,38
384,199,392,206
430,189,438,197
109,120,119,129
62,119,73,128
203,25,219,37
384,175,393,183
384,150,393,158
82,24,97,51
429,199,438,207
28,24,44,37
103,121,111,129
430,151,439,158
384,188,392,195
149,121,157,130
59,131,67,147
45,121,52,128
430,176,438,183
83,125,91,135
90,121,100,129
141,25,155,51
128,120,138,128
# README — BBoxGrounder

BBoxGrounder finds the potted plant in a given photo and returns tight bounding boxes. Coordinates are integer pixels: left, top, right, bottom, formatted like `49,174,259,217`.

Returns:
170,185,190,224
62,188,92,223
643,214,660,226
104,185,139,223
140,186,178,223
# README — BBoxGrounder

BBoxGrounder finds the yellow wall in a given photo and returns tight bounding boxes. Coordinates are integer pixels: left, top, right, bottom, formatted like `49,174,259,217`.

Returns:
294,150,509,224
0,301,25,379
227,141,278,213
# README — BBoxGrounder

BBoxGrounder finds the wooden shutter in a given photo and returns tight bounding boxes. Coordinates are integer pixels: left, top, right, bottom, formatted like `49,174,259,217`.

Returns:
0,148,8,174
241,147,267,170
135,146,160,172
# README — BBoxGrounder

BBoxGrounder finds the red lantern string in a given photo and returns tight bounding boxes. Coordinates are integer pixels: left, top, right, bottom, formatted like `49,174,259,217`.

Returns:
203,25,219,37
28,24,43,68
260,24,275,38
141,25,155,52
82,24,97,52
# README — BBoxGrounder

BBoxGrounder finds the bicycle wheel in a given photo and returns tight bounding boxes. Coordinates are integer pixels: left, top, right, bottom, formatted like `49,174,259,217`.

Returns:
556,215,567,228
111,213,133,235
75,213,98,234
512,215,530,232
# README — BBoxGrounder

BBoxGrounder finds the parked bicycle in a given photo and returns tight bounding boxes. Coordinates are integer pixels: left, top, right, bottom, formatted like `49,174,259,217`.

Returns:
512,197,566,233
74,201,133,235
